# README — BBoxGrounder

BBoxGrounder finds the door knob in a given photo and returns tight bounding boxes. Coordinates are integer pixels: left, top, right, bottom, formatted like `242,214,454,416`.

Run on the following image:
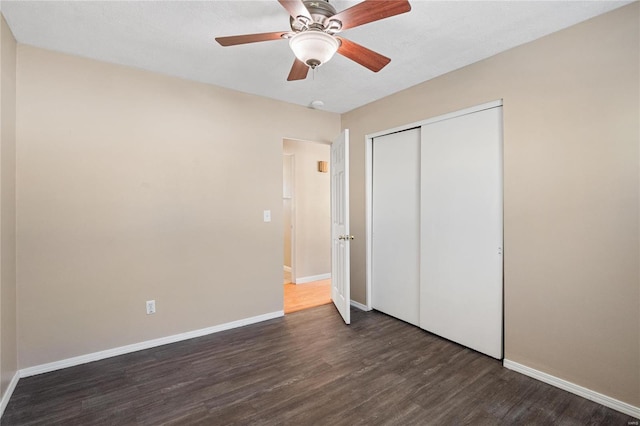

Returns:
338,235,355,241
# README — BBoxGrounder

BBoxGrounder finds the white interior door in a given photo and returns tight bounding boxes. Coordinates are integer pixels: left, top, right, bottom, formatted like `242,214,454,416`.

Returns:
372,128,421,326
331,130,351,324
420,106,503,359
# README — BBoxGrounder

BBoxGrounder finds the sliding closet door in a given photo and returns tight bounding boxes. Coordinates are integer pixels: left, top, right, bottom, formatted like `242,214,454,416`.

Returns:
372,128,420,326
420,107,503,359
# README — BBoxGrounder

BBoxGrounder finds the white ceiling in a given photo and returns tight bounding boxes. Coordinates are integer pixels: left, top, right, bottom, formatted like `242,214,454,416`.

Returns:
1,0,632,113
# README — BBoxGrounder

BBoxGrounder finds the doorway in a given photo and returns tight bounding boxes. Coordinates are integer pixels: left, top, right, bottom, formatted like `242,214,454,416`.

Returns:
282,139,332,313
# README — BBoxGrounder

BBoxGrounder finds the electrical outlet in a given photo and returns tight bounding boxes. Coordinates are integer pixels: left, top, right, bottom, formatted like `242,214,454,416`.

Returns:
146,300,156,315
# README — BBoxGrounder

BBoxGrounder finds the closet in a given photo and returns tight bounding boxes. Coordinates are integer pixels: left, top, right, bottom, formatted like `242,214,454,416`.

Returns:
370,102,503,359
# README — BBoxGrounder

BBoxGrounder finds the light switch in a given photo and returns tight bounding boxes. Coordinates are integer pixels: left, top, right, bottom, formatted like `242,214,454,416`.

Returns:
263,210,271,222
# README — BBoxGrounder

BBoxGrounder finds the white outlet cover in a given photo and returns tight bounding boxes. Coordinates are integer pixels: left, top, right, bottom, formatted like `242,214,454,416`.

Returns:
263,210,271,222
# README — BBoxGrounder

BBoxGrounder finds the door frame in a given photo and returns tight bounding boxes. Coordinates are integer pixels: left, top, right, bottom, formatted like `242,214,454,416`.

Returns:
283,153,296,282
365,100,503,311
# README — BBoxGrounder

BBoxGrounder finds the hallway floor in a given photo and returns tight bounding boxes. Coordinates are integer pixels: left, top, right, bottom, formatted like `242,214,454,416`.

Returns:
283,271,331,314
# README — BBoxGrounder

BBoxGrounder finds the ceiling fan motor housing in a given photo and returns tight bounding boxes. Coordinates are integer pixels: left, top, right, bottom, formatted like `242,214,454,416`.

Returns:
290,0,339,32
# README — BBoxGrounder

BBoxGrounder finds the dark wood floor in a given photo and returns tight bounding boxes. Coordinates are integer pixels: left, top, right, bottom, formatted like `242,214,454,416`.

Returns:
3,305,636,425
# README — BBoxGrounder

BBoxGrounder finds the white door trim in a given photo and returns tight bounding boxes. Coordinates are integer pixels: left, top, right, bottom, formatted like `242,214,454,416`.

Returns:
366,100,503,140
283,153,296,282
365,100,503,313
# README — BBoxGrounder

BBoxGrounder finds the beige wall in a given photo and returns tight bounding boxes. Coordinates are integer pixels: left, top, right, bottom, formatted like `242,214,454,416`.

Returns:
15,46,340,368
342,3,639,406
283,139,331,280
0,13,18,400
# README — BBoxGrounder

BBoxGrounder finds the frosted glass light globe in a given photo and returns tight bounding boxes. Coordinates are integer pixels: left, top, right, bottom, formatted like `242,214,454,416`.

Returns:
289,30,339,69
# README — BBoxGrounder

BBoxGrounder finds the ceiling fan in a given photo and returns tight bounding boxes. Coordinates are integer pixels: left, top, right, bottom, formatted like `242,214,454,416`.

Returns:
215,0,411,81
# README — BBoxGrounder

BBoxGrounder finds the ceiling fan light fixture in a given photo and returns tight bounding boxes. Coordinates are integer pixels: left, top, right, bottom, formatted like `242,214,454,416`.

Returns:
289,30,339,69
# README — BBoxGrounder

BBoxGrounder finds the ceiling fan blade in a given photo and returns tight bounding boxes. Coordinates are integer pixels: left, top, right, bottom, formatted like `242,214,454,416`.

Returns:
215,31,289,47
332,0,411,31
337,37,391,72
278,0,312,20
287,58,309,81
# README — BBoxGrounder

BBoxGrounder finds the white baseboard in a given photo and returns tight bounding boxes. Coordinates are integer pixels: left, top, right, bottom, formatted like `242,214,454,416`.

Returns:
294,273,330,284
20,310,284,378
283,265,291,273
350,300,370,311
0,371,20,418
503,359,640,419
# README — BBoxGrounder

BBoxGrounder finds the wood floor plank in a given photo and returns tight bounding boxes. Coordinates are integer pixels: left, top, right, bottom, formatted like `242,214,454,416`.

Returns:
284,279,331,313
2,305,636,425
